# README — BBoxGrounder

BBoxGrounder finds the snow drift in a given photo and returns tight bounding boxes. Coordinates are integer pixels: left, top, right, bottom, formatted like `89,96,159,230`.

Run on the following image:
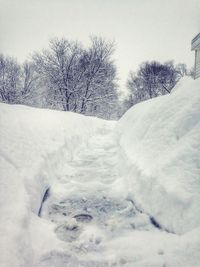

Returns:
117,77,200,234
0,103,114,267
1,76,200,267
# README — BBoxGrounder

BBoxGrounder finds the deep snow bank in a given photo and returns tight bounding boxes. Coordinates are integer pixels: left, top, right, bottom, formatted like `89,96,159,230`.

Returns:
117,77,200,234
0,103,114,267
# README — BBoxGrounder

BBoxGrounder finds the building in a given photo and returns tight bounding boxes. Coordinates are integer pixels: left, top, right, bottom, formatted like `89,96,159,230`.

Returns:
191,33,200,79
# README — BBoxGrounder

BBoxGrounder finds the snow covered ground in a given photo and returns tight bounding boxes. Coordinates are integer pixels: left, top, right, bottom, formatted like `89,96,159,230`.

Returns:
116,77,200,234
0,104,114,267
0,77,200,267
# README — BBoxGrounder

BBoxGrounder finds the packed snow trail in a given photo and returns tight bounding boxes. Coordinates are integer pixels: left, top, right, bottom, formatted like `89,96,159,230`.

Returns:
35,125,177,267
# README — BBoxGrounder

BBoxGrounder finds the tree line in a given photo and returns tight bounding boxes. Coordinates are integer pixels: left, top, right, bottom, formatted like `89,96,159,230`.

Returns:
0,36,193,119
124,61,193,111
0,36,119,119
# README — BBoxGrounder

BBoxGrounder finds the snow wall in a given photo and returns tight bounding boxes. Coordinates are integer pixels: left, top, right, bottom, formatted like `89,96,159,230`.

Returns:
116,77,200,234
0,103,113,267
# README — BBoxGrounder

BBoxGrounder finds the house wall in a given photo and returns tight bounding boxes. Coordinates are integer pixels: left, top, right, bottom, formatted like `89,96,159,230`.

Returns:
195,49,200,79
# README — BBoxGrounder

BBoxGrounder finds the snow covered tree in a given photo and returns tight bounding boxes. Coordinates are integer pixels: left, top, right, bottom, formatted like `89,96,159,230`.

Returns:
125,61,180,108
33,38,83,111
175,63,188,77
0,55,41,105
21,62,38,97
0,54,21,103
32,36,119,118
17,61,41,106
0,37,119,119
77,36,118,116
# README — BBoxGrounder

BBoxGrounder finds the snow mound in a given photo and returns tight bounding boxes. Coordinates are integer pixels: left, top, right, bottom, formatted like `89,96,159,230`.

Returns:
0,103,114,267
116,77,200,234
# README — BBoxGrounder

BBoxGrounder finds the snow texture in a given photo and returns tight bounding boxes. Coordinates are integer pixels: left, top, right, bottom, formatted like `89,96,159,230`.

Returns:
1,77,200,267
0,103,114,267
117,77,200,234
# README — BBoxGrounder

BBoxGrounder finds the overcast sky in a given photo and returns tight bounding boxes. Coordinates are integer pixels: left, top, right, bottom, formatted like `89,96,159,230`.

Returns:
1,0,200,88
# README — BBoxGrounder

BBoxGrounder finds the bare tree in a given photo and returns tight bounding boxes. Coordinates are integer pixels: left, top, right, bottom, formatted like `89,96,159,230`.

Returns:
21,62,38,95
188,66,195,79
32,36,118,117
0,37,119,119
33,38,83,111
175,63,188,77
77,36,117,115
126,61,180,107
0,54,21,103
14,61,41,106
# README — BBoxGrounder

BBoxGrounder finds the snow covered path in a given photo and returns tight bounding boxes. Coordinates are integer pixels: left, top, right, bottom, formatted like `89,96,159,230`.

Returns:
35,126,179,267
1,78,200,267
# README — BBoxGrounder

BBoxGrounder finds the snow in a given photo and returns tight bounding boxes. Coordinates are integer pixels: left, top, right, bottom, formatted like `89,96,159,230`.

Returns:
0,103,114,267
1,77,200,267
116,77,200,234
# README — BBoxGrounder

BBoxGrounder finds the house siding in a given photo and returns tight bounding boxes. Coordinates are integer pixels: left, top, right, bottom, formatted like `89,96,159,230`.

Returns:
195,49,200,79
192,33,200,50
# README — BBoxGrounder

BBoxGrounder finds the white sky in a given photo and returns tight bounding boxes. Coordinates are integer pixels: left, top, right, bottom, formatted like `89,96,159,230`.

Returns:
0,0,200,89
